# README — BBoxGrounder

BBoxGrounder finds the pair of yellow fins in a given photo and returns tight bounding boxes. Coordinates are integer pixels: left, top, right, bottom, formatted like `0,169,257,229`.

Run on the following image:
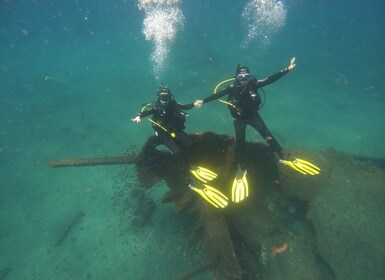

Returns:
189,158,321,209
189,165,249,208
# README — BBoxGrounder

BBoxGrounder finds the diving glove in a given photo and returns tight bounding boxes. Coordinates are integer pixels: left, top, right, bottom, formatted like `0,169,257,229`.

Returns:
280,158,320,175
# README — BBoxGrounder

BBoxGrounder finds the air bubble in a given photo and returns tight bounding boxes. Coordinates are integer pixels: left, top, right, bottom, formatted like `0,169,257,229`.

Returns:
138,0,184,80
241,0,286,48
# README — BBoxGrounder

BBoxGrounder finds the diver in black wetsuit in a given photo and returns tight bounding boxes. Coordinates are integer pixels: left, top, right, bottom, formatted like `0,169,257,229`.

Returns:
133,86,230,208
194,58,296,166
194,58,320,183
132,86,194,171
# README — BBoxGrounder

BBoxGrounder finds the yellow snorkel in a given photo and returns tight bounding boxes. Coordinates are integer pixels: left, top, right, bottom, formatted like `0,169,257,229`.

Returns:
140,102,176,138
213,64,240,94
141,102,155,112
147,118,176,138
214,77,235,94
213,76,240,116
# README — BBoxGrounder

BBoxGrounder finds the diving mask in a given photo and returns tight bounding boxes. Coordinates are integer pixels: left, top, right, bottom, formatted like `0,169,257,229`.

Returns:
237,73,250,86
158,93,171,105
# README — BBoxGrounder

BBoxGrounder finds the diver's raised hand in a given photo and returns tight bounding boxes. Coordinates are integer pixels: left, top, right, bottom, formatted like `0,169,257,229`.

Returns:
131,116,141,123
194,100,203,108
288,57,296,71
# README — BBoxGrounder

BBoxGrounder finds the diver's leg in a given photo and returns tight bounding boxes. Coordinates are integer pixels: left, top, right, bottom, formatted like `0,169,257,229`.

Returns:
233,118,247,165
159,134,190,181
159,135,184,163
136,135,165,171
248,113,284,158
139,135,162,159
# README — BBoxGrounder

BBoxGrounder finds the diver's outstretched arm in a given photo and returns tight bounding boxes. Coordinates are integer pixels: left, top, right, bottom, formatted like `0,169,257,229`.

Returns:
196,87,229,106
256,57,296,87
178,102,195,110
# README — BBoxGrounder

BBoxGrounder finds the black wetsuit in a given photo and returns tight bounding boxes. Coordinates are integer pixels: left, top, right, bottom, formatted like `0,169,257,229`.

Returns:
138,99,194,177
202,68,290,163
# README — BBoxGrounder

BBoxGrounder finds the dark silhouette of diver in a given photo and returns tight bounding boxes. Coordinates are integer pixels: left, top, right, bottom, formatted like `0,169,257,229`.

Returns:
132,86,194,172
194,58,320,203
133,86,229,208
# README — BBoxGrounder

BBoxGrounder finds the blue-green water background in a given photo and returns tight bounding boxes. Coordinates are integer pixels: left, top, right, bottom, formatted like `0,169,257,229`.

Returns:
0,0,384,279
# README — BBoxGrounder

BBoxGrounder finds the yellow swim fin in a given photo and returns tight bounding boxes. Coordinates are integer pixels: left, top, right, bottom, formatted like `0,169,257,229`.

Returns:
231,165,249,203
190,165,218,183
189,182,228,208
280,158,321,175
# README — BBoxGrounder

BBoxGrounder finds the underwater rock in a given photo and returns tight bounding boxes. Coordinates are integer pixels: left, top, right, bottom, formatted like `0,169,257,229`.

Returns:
302,151,385,280
277,149,385,280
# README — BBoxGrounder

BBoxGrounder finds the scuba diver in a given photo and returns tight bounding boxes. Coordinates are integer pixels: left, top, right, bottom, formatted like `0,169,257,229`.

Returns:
133,86,229,208
194,58,320,203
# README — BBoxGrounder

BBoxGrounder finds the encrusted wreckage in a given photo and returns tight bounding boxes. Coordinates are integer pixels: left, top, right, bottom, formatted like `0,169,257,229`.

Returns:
50,132,385,280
